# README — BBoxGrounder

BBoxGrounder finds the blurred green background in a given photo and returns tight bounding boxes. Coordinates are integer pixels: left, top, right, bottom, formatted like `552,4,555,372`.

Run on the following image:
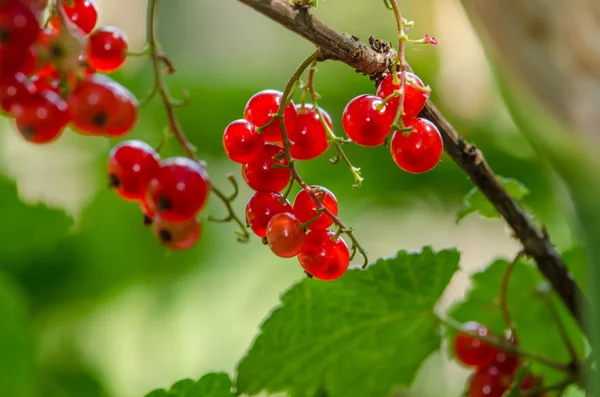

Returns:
0,1,583,396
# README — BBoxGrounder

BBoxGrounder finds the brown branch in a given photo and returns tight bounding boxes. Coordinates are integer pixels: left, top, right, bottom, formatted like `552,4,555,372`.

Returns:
236,0,592,338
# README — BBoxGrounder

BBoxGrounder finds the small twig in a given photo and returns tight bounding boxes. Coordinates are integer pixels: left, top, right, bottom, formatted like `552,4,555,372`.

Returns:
500,251,525,336
519,378,577,397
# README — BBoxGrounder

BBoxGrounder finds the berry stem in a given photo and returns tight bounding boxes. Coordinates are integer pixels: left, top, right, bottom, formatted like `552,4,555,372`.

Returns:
500,250,524,337
145,0,250,242
305,62,364,188
438,315,572,372
387,0,408,131
520,378,577,397
276,49,369,267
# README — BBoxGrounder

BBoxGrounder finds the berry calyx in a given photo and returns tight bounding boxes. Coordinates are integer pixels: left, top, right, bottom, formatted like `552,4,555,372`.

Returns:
145,157,211,222
266,212,306,258
390,117,443,174
289,104,331,160
11,90,69,144
453,322,498,368
107,140,160,202
243,89,297,143
298,230,350,281
293,186,338,230
152,216,201,251
342,94,393,147
242,143,291,192
245,191,292,238
86,26,128,72
376,72,429,122
223,119,264,164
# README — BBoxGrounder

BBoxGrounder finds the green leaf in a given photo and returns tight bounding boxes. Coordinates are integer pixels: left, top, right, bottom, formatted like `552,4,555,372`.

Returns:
236,247,460,397
448,258,585,384
0,272,36,397
144,373,234,397
562,246,588,296
456,177,529,223
0,176,73,263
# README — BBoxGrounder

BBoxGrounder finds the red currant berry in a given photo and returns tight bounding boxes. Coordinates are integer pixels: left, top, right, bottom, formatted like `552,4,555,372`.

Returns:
492,336,520,376
145,157,211,222
54,0,98,35
376,72,429,122
152,216,201,251
29,77,60,95
289,104,331,160
19,0,47,17
86,26,128,72
468,366,511,397
11,90,69,144
298,230,350,281
390,117,443,174
223,119,264,164
0,72,34,114
453,322,497,368
0,1,40,51
342,94,393,147
243,89,297,143
242,143,291,192
103,80,138,137
0,44,37,77
266,212,306,258
107,140,160,202
140,200,155,227
245,191,292,238
293,186,338,230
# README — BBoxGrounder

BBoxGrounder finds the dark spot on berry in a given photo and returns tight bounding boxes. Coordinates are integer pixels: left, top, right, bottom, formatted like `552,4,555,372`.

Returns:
20,126,36,140
92,112,108,127
0,29,10,43
142,215,152,227
304,271,314,279
158,229,172,243
157,196,171,211
108,173,120,188
261,237,268,245
49,44,64,59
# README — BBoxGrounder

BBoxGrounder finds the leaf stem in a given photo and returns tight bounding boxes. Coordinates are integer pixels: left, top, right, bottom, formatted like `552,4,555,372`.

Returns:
500,251,524,336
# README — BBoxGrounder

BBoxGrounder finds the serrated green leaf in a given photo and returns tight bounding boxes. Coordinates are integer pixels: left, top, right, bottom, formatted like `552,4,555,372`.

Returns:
144,373,234,397
456,178,529,223
236,247,460,397
448,259,585,384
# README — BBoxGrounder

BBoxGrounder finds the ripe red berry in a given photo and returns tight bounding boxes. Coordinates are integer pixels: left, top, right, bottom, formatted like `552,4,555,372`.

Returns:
19,0,47,17
0,72,33,114
152,216,201,251
390,117,443,174
298,230,350,281
453,322,498,368
86,26,128,72
244,89,297,143
107,140,160,202
0,2,40,51
55,0,98,35
467,366,511,397
223,119,264,164
245,191,292,238
492,336,520,376
289,104,331,160
145,157,211,222
103,80,138,137
242,143,291,192
376,72,429,122
293,186,338,230
266,212,306,258
29,76,60,95
11,90,69,144
342,94,393,147
0,44,37,77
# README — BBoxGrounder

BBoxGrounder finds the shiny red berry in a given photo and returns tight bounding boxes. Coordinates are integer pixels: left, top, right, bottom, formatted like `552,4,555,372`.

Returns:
390,117,443,173
29,76,60,95
266,212,306,258
86,26,128,72
223,119,264,164
55,0,98,34
103,80,138,137
107,140,160,202
293,186,338,230
492,336,520,376
468,366,511,397
152,216,201,251
298,230,350,281
289,104,331,160
242,143,290,192
145,157,211,222
244,89,297,143
342,94,393,147
11,90,69,144
0,44,37,77
453,322,498,368
0,1,40,51
376,72,429,122
0,72,33,114
245,191,292,238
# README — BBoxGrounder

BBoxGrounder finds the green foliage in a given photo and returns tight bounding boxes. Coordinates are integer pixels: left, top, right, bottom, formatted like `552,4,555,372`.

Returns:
145,373,235,397
236,247,460,397
448,258,585,384
456,177,529,223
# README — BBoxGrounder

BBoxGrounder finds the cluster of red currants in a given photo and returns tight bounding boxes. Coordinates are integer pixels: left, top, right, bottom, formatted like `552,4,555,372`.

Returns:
343,71,443,173
454,322,546,397
107,140,211,251
223,90,350,281
0,0,137,144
